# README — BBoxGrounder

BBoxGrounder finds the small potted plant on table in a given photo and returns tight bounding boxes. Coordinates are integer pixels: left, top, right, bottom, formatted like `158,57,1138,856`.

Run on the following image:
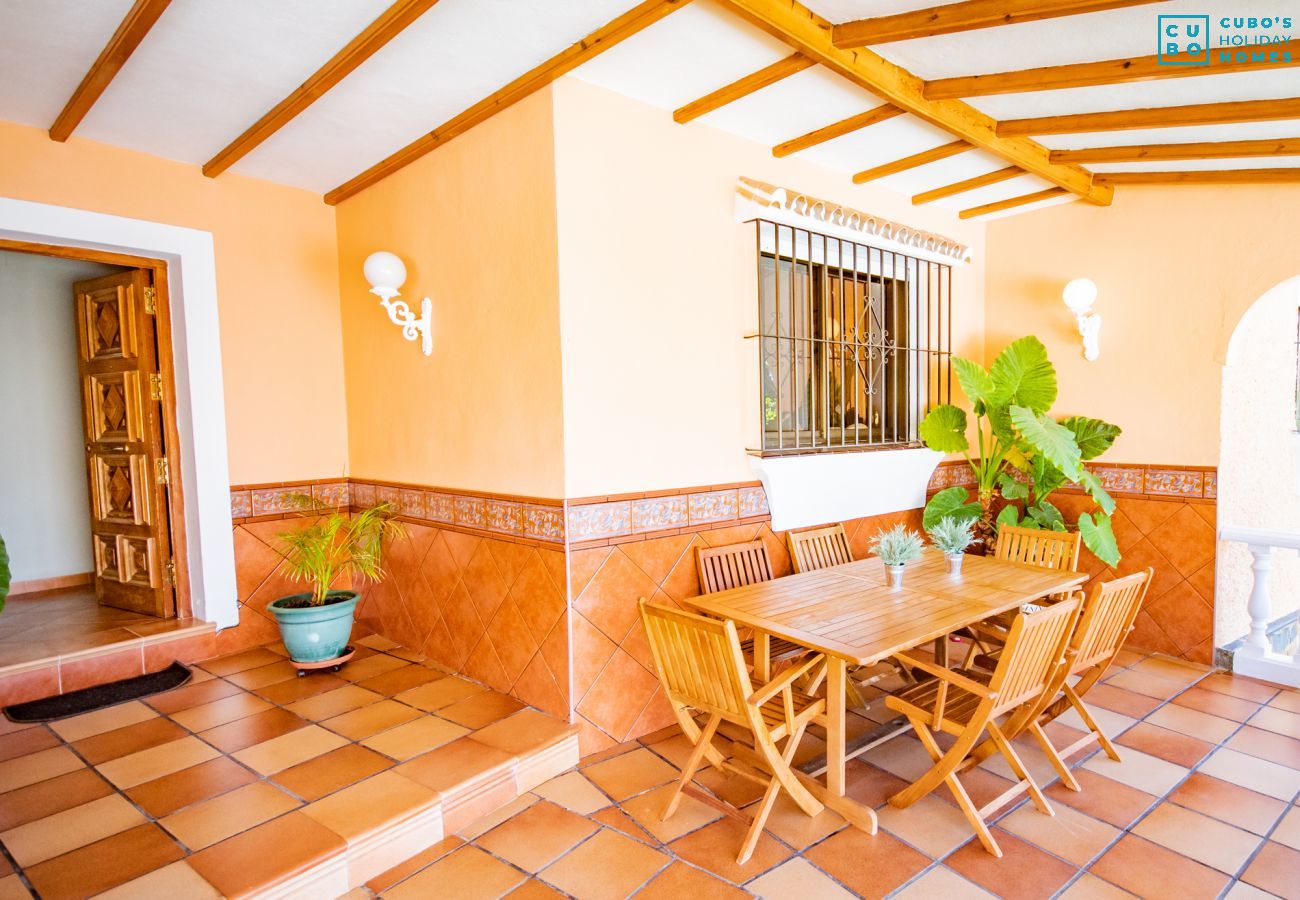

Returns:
869,524,925,588
269,498,405,669
928,516,979,576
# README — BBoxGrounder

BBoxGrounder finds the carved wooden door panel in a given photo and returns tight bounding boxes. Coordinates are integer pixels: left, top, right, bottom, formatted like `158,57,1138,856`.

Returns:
75,270,175,617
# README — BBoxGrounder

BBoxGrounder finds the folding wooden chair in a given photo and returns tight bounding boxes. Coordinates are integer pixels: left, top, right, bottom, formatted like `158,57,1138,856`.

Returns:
994,524,1082,573
697,541,808,678
639,599,828,863
787,524,852,574
885,596,1083,857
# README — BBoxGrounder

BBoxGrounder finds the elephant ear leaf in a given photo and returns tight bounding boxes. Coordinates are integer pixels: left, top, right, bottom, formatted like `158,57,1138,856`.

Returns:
1011,406,1082,481
1027,501,1066,532
1030,454,1068,500
952,358,996,408
1077,469,1117,515
924,487,981,530
995,505,1020,529
997,472,1029,501
1061,416,1122,460
1078,512,1121,567
989,336,1057,412
918,405,969,453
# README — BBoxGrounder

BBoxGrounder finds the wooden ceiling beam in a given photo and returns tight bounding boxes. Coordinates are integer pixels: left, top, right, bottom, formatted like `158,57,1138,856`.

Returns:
1052,137,1300,163
50,0,172,141
852,140,970,183
772,103,902,157
925,40,1300,98
1094,169,1300,184
998,98,1300,135
960,187,1069,218
205,0,442,177
325,0,691,205
830,0,1167,47
912,165,1022,204
715,0,1111,204
674,53,814,124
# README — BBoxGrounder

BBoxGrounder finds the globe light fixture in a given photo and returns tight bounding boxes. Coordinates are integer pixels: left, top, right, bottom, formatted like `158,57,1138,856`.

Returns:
1062,277,1100,361
363,251,431,356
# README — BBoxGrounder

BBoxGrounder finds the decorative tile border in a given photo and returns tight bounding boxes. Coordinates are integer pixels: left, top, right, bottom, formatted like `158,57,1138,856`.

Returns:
925,460,1217,501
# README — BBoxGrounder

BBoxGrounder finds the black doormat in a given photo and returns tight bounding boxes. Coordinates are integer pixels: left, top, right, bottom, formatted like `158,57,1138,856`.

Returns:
3,661,193,723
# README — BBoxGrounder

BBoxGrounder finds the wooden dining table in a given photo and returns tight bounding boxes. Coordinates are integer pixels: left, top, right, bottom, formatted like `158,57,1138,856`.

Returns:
683,548,1088,831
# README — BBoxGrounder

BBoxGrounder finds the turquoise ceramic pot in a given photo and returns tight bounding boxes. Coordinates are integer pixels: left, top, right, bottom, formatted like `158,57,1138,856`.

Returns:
268,591,359,663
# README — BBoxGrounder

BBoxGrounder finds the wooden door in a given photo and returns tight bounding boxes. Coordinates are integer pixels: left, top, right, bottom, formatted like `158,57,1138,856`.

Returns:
74,269,175,617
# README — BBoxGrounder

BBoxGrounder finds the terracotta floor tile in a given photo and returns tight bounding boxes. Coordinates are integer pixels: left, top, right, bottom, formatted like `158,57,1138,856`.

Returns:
285,684,384,721
321,698,423,740
145,678,243,714
224,659,300,689
253,671,347,704
0,793,145,867
160,780,301,850
1104,668,1190,701
1045,768,1157,829
1167,772,1287,835
842,759,911,809
1172,686,1263,722
590,805,658,846
357,634,400,651
336,652,410,683
356,663,442,696
802,827,929,899
1116,722,1216,767
1241,841,1300,898
199,707,310,752
1132,801,1262,874
1271,805,1300,852
752,790,848,852
169,691,272,732
72,716,190,764
200,647,284,676
892,864,998,899
1198,672,1281,703
187,811,347,898
637,859,751,899
1226,725,1300,768
1089,833,1229,900
97,735,219,789
1270,689,1300,714
477,799,600,873
473,709,575,756
272,744,393,801
1144,702,1239,744
1081,745,1189,796
365,835,464,893
532,771,611,815
23,823,185,898
1000,801,1122,867
878,794,978,858
583,747,679,801
541,828,669,899
1247,704,1300,738
457,793,540,841
125,756,260,818
1199,747,1300,800
0,727,59,763
396,675,490,711
440,690,526,729
360,714,470,760
0,876,27,900
94,860,222,899
232,723,349,774
1126,655,1208,684
46,700,158,742
1056,872,1137,899
0,768,114,831
506,877,570,899
0,746,83,792
393,735,514,793
620,783,722,844
384,845,527,900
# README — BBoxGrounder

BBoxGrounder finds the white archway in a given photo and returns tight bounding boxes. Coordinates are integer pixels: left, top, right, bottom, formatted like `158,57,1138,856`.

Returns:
0,197,238,628
1217,274,1300,650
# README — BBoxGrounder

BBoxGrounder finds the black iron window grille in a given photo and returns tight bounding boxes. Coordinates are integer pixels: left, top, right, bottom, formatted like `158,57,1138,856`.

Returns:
753,219,952,455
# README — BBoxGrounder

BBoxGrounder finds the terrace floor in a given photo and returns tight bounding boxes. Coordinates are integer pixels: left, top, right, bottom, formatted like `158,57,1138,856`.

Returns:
0,644,1297,898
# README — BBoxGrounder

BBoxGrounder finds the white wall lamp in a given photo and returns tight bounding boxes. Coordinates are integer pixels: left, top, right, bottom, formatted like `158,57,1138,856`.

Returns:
1063,277,1101,362
362,251,432,356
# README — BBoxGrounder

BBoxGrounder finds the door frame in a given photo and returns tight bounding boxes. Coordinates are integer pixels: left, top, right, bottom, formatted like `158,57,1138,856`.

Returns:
0,197,237,628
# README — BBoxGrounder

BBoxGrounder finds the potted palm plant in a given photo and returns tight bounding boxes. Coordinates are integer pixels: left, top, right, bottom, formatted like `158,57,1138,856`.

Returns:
269,498,405,665
928,516,979,576
869,525,925,588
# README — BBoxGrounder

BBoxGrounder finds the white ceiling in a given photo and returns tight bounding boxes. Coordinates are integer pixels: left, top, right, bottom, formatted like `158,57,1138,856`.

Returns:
0,0,1294,217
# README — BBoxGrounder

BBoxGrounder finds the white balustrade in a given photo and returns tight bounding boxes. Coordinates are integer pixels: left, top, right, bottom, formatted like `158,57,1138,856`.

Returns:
1219,525,1300,687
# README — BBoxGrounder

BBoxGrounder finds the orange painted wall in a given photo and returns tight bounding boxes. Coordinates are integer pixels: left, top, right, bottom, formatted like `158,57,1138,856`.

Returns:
332,90,566,499
983,184,1300,466
0,120,347,484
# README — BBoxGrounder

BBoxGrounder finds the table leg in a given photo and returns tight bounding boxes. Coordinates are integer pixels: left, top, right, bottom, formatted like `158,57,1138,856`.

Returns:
754,632,771,682
827,657,846,796
935,634,949,669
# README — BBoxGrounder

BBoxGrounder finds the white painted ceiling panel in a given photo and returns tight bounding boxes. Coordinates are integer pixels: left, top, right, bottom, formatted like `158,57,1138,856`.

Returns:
0,0,135,128
928,172,1056,212
77,0,395,166
870,147,1004,196
789,114,953,172
976,192,1078,221
235,0,646,192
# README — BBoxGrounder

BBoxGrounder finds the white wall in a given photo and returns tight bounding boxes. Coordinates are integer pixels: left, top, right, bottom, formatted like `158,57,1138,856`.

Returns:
0,250,119,582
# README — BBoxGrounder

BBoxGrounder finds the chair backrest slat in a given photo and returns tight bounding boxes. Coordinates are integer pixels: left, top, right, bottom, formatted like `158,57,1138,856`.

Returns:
640,600,752,721
788,524,853,574
994,525,1081,573
697,541,774,594
1072,569,1153,671
989,597,1082,713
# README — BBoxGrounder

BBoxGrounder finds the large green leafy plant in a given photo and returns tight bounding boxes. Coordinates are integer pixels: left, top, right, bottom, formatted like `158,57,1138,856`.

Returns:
918,336,1122,566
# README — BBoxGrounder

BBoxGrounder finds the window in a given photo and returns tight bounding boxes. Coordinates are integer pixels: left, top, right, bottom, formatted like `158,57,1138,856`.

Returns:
754,220,952,455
